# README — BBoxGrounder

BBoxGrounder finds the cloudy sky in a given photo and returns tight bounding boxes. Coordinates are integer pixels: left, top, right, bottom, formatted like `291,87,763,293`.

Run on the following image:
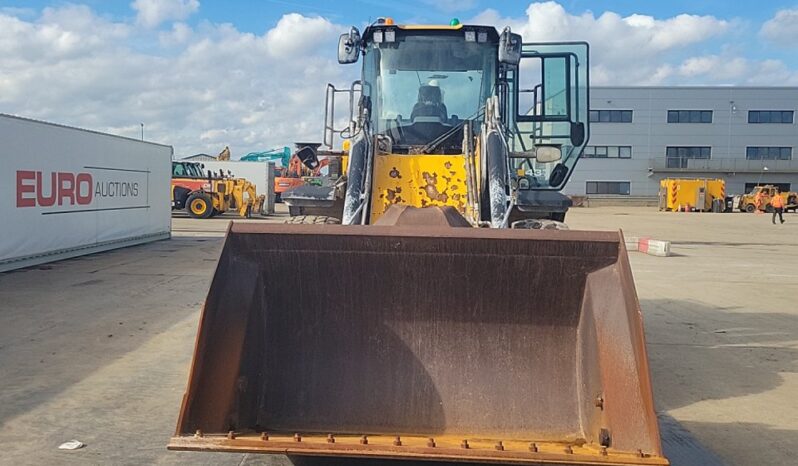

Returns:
1,1,796,158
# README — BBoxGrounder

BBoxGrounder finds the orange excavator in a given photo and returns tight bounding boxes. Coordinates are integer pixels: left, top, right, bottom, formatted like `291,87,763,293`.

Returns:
274,145,330,200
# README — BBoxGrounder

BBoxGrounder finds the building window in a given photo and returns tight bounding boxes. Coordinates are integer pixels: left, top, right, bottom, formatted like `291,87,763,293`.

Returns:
583,145,632,159
589,110,633,123
748,110,793,124
667,110,713,123
744,183,791,193
746,147,792,160
665,146,711,168
586,181,631,195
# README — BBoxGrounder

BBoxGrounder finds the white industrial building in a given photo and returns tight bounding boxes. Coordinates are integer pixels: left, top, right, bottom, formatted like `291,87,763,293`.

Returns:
564,87,798,198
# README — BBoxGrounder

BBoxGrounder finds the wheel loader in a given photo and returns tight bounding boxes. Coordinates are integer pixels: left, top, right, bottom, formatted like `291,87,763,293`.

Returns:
169,19,668,466
171,161,266,218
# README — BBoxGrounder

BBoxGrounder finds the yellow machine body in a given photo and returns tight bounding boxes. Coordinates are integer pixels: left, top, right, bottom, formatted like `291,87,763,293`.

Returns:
226,178,265,217
739,184,798,212
201,178,265,218
370,154,471,223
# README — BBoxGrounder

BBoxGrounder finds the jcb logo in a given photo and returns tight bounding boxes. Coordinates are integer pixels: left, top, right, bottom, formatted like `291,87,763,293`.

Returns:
16,171,93,208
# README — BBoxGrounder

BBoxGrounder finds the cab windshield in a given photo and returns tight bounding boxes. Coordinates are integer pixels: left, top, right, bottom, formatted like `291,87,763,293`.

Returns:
172,162,205,178
363,32,497,152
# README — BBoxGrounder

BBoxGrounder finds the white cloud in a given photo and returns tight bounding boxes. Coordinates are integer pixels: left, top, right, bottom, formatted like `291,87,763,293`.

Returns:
159,22,193,46
0,6,350,157
678,55,748,80
742,59,798,85
469,1,798,86
265,13,339,59
0,5,130,61
654,46,798,86
0,2,795,158
131,0,200,28
677,55,798,85
476,1,731,85
760,8,798,45
511,1,729,47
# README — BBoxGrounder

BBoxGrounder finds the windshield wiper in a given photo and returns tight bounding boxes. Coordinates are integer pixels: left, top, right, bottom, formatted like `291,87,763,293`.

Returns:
421,107,485,154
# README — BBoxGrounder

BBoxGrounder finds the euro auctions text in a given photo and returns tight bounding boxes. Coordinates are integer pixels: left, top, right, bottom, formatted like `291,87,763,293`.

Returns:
16,170,143,208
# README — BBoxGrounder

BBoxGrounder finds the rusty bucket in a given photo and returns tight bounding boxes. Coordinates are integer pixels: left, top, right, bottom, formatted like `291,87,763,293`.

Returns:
169,222,666,465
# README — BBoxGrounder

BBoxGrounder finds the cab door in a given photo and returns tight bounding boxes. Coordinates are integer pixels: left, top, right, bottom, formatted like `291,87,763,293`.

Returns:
502,42,589,190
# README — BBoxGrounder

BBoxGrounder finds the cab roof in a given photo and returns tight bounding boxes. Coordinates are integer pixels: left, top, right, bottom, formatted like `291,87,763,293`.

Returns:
363,23,500,42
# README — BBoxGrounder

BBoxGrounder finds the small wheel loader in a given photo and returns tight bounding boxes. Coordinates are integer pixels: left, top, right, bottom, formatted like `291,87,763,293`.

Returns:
170,19,667,466
738,184,798,213
171,161,265,218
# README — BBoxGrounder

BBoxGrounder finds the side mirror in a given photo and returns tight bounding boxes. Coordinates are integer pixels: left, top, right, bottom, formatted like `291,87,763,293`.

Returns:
570,122,585,146
338,27,361,64
535,145,562,163
498,27,521,65
549,163,568,187
296,146,320,170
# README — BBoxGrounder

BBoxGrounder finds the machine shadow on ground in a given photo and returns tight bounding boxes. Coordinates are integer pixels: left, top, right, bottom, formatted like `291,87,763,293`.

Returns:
642,299,796,411
642,298,798,465
0,236,222,426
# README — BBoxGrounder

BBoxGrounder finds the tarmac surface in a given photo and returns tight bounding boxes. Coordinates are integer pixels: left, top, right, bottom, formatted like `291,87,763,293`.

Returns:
0,206,796,465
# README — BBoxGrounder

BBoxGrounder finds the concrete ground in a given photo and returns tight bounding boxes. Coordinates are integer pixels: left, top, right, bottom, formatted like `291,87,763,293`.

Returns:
0,206,796,465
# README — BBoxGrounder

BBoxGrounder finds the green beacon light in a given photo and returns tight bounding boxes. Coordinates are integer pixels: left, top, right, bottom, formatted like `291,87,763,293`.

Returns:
450,18,460,26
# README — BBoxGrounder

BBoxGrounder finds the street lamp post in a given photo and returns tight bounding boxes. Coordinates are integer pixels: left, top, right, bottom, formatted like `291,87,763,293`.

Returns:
757,166,769,186
140,123,144,141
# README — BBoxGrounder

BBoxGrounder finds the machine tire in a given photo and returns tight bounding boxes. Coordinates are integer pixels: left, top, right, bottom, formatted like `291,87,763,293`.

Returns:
187,193,214,219
284,215,341,225
483,131,508,226
744,203,756,213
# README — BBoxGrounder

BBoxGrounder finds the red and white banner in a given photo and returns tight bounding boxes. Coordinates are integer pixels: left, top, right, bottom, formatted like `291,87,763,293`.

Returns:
0,114,172,271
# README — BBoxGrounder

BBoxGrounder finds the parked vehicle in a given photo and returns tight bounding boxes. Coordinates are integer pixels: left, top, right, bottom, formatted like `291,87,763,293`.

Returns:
739,185,798,213
171,161,265,218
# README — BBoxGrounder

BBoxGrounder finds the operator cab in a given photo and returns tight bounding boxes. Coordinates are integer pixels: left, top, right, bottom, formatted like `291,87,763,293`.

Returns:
172,161,206,178
359,25,498,154
333,19,589,224
343,21,588,190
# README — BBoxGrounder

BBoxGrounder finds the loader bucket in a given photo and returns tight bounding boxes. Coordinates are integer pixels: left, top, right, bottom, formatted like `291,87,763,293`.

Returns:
170,222,667,466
